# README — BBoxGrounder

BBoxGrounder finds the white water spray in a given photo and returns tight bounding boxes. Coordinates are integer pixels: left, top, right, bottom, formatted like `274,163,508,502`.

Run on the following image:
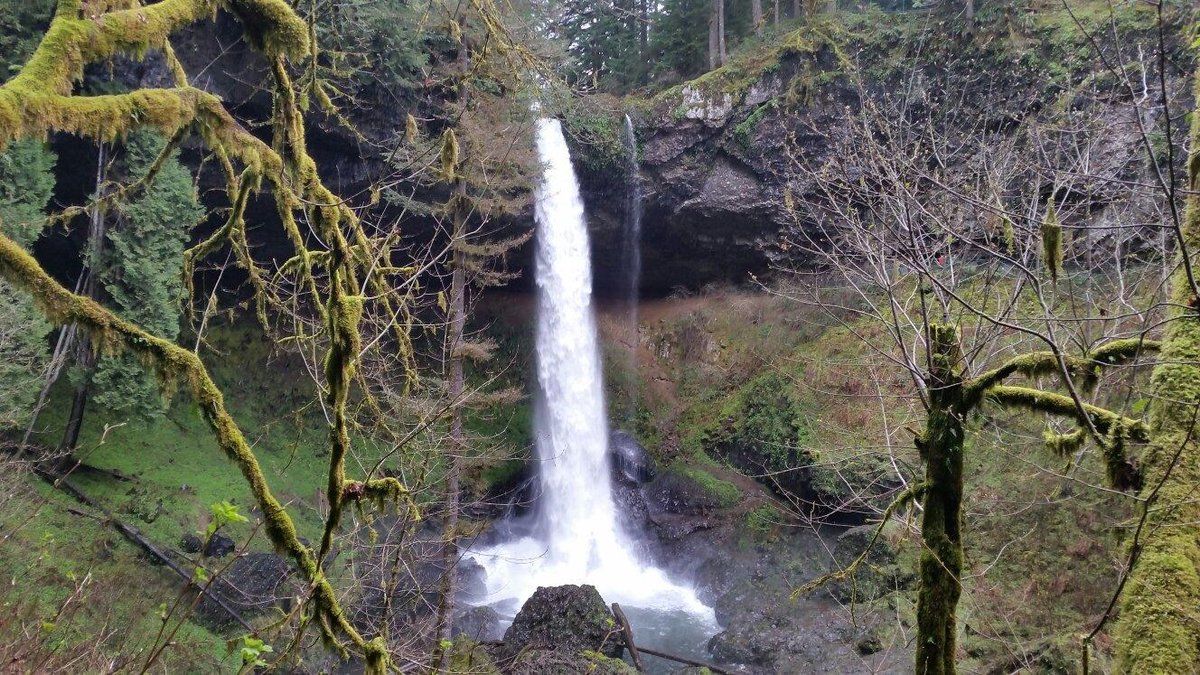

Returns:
469,118,714,625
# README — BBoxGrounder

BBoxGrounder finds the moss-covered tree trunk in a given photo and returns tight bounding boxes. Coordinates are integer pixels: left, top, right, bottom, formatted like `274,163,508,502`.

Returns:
1113,65,1200,674
915,324,965,675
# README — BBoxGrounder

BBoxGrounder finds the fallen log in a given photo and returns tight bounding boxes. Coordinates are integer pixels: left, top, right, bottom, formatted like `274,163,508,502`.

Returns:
611,602,644,671
34,466,256,633
610,602,731,674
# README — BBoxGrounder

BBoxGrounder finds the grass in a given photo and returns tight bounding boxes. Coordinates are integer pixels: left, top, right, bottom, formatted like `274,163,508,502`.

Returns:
27,321,336,547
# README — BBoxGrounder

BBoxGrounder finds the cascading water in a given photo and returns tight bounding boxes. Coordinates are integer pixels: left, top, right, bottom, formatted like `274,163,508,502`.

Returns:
469,118,715,637
617,114,643,423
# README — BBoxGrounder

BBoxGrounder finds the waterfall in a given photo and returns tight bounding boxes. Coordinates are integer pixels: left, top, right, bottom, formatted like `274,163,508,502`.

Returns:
618,114,643,423
469,118,714,627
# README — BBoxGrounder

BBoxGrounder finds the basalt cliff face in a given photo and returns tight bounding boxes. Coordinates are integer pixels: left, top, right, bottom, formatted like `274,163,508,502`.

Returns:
99,9,1188,296
575,9,1188,294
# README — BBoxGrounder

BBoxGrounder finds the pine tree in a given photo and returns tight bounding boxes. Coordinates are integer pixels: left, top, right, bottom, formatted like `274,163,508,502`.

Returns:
0,139,54,431
89,131,201,421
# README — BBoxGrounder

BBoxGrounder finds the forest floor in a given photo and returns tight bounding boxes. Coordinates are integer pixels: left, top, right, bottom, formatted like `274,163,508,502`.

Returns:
0,286,1139,672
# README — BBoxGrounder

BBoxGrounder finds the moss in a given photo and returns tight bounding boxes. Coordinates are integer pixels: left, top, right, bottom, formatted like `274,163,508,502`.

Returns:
579,649,637,674
733,100,774,148
0,0,401,666
1114,61,1200,673
1041,200,1063,283
914,323,965,675
439,127,460,181
674,463,741,508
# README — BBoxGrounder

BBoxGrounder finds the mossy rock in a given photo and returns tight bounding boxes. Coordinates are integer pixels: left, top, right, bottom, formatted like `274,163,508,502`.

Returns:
827,522,914,603
502,584,622,659
446,637,501,674
648,463,741,514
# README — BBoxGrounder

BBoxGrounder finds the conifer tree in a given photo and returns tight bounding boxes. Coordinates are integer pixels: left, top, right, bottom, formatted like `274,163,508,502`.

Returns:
90,130,202,421
0,139,55,431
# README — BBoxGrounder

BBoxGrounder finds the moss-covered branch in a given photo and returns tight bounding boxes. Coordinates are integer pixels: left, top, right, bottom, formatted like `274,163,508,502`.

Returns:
0,230,388,667
986,385,1150,441
0,0,411,670
987,385,1146,490
964,339,1160,403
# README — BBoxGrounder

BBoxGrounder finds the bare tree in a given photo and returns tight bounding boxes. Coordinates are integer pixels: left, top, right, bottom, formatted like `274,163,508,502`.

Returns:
782,49,1171,670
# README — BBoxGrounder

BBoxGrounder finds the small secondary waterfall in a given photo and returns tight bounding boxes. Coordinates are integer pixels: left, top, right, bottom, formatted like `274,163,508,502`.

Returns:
618,114,643,423
470,118,714,627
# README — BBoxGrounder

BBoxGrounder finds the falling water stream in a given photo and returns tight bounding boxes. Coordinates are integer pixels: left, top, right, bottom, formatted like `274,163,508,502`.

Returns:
468,118,717,660
618,114,643,423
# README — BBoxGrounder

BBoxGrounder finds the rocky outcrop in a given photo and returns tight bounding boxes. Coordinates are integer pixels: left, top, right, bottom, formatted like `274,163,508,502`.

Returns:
502,584,622,658
574,13,1184,295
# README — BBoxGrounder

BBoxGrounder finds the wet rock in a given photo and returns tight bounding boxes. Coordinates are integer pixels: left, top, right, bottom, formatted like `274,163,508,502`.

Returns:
503,584,622,659
197,553,293,628
827,524,912,603
610,430,656,485
204,532,236,558
644,466,730,516
452,605,502,641
456,557,489,604
179,533,203,554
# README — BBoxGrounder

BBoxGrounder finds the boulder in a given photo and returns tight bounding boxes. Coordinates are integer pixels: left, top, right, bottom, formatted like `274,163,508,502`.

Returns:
827,523,912,603
453,605,502,641
204,532,236,558
503,584,622,659
179,533,203,554
610,430,656,485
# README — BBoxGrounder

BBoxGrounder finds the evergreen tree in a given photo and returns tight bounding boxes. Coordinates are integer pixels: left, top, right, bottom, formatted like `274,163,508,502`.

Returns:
557,0,646,91
90,131,202,421
650,0,712,79
0,139,55,430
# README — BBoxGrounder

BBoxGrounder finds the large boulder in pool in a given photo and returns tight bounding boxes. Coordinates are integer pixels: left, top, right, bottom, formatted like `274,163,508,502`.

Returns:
503,584,623,659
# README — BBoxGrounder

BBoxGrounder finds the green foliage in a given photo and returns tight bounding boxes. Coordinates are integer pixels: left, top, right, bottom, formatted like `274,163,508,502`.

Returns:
207,500,249,538
315,0,443,98
553,0,648,91
717,371,811,467
92,130,202,421
648,0,712,80
744,502,781,538
563,105,628,174
0,0,55,75
0,138,55,430
733,100,775,147
239,636,273,668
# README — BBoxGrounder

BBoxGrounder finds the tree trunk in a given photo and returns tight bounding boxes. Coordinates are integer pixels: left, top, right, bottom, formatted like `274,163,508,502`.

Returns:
1113,67,1200,674
433,184,467,662
794,0,801,19
717,0,727,65
965,0,974,23
60,347,92,454
59,144,107,457
751,0,764,35
914,324,965,675
639,0,648,60
432,39,471,668
708,0,720,70
774,0,780,26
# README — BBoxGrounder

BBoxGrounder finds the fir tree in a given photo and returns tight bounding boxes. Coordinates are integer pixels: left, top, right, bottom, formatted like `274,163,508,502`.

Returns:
91,130,202,420
0,139,55,430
